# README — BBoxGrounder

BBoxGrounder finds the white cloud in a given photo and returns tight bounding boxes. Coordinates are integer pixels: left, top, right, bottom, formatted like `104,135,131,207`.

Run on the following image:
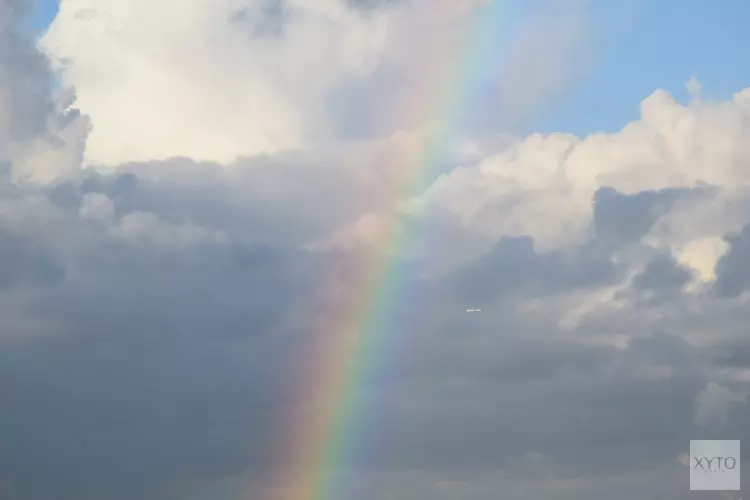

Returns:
411,84,750,279
40,0,591,166
38,0,457,165
41,0,394,165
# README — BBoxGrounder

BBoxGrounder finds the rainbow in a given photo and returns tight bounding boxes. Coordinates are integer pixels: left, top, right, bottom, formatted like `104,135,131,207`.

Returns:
265,2,507,498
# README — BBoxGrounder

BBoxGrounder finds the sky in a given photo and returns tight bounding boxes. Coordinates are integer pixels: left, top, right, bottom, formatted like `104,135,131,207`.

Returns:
536,0,750,134
29,0,58,32
3,1,750,499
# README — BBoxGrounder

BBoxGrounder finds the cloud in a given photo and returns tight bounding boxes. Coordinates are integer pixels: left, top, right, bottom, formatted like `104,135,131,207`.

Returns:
0,0,88,182
0,0,54,145
633,253,692,292
0,226,65,288
40,0,591,165
714,222,750,297
40,0,396,164
694,382,742,433
5,0,750,499
411,87,750,284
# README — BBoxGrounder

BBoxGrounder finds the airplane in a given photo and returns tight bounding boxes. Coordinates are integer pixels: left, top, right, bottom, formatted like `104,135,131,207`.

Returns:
465,308,483,313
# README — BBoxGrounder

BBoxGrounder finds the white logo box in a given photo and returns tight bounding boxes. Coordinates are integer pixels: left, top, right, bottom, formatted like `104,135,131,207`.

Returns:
690,440,741,491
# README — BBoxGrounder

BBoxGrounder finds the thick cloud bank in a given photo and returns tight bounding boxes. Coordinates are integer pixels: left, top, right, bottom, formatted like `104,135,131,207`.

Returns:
39,0,589,165
3,1,750,499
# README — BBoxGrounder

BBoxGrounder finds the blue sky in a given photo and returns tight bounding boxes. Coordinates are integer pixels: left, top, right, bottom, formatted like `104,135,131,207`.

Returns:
536,0,750,135
28,0,58,33
28,0,750,138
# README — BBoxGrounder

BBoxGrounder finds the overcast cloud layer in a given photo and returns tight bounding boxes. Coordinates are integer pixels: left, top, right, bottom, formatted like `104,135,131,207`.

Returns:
3,1,750,499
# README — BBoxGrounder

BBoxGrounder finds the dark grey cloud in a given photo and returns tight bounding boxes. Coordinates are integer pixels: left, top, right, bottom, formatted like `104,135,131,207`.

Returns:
230,0,288,39
428,184,715,309
106,148,399,248
3,170,750,500
316,331,702,481
1,334,285,499
592,185,706,247
632,252,692,292
444,235,619,306
229,0,407,42
0,183,309,500
345,0,405,12
617,251,695,307
714,222,750,297
0,226,65,287
5,162,750,500
0,0,55,144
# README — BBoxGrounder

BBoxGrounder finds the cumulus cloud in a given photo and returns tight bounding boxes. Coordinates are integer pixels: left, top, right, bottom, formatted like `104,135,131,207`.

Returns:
37,0,442,164
40,0,590,165
5,0,750,499
411,87,750,283
0,0,88,182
